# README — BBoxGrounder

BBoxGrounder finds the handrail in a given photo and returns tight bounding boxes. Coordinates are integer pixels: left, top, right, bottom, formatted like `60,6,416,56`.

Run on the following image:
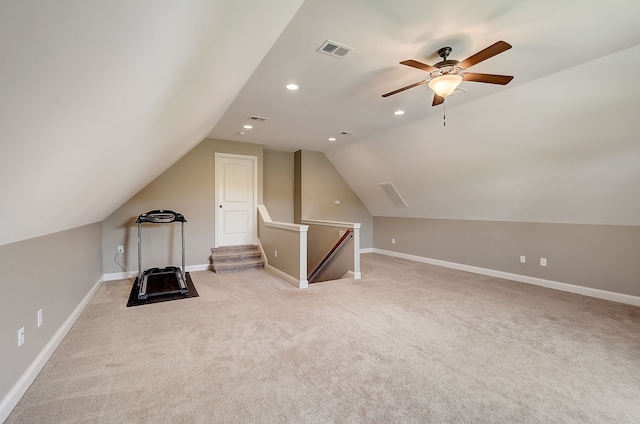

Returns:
300,219,361,229
308,228,353,283
258,205,308,232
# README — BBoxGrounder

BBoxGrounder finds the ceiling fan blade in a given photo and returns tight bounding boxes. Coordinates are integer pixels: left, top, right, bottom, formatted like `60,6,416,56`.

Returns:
400,59,438,73
458,41,512,69
432,94,444,106
463,73,514,85
382,80,428,97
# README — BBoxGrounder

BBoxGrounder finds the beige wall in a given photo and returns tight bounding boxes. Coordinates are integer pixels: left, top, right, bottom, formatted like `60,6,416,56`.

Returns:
258,219,304,282
306,224,354,282
0,223,102,403
374,217,640,297
306,224,346,275
313,236,354,282
264,150,294,223
102,138,263,273
295,150,373,248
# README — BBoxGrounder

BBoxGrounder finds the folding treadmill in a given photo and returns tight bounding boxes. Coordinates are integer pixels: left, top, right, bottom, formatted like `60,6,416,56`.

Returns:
135,209,188,300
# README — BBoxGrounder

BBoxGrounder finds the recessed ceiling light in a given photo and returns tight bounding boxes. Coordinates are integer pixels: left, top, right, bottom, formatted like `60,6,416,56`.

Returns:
328,137,336,142
286,83,299,91
238,132,245,135
243,125,253,129
394,110,405,115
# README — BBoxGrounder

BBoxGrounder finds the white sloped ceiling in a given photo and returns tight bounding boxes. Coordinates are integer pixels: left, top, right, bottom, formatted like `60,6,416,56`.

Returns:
326,44,640,226
205,0,640,228
0,0,304,246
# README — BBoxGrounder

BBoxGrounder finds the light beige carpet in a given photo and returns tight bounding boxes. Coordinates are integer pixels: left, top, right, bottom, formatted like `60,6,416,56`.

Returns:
6,253,640,423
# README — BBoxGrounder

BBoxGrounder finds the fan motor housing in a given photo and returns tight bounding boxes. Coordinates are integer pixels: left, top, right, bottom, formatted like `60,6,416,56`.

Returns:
434,46,459,71
434,59,459,68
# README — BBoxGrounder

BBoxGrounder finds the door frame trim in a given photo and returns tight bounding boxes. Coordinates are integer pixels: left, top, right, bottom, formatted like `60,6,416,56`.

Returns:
214,152,258,248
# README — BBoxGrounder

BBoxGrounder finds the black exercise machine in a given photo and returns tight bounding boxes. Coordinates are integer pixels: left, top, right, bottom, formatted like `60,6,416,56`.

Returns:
135,209,188,300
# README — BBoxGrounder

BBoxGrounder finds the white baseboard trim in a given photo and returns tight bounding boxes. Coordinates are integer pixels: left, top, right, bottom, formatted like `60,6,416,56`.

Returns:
373,248,640,307
0,277,104,423
185,264,211,272
360,248,374,254
103,271,136,281
102,264,210,281
266,264,308,289
256,239,268,267
345,271,362,280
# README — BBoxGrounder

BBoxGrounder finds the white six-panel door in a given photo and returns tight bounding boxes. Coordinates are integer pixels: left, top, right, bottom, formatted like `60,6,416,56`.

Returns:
215,153,257,247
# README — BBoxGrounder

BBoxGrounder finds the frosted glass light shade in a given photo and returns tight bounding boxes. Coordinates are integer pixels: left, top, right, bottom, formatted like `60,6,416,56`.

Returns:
428,74,463,98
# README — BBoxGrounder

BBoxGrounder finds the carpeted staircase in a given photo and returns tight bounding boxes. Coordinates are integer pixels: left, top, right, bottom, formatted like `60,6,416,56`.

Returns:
210,244,265,273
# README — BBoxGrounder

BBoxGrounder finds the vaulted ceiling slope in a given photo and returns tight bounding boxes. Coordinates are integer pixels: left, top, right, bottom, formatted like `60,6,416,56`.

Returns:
209,0,640,226
326,44,640,226
0,0,304,246
209,0,640,152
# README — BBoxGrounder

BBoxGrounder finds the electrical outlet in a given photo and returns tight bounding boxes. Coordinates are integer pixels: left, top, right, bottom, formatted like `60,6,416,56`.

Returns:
540,258,547,267
391,238,396,244
334,200,340,205
117,245,124,253
274,250,278,258
18,327,24,347
38,309,43,327
520,255,526,263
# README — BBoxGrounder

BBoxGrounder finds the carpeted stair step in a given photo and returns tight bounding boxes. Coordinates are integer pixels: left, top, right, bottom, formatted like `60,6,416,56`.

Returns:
210,244,265,273
211,258,265,273
210,250,262,263
211,244,258,252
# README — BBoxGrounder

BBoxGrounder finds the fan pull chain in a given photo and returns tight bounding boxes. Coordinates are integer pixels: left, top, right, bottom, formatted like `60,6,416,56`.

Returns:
443,100,446,127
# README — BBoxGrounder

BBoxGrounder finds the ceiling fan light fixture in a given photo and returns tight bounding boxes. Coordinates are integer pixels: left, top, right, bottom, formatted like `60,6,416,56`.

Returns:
428,74,463,98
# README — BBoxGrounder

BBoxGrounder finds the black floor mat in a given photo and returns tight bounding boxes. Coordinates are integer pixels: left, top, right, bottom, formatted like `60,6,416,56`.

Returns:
126,272,199,307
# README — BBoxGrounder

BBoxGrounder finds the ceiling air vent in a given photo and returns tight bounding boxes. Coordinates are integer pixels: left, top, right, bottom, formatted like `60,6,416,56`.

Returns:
248,115,269,122
340,131,354,136
379,182,408,208
317,40,353,58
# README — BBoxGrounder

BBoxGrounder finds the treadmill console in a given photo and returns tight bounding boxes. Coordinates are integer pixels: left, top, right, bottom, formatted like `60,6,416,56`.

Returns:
136,209,186,224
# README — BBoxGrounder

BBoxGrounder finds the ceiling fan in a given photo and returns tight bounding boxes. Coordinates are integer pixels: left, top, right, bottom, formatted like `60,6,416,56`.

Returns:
382,41,514,106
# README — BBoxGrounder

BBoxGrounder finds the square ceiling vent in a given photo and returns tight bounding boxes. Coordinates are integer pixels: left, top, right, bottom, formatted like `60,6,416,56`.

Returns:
317,40,353,58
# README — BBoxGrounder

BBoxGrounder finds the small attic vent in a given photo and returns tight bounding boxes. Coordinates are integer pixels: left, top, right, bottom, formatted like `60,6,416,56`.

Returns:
318,40,353,58
379,182,408,208
248,115,269,122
